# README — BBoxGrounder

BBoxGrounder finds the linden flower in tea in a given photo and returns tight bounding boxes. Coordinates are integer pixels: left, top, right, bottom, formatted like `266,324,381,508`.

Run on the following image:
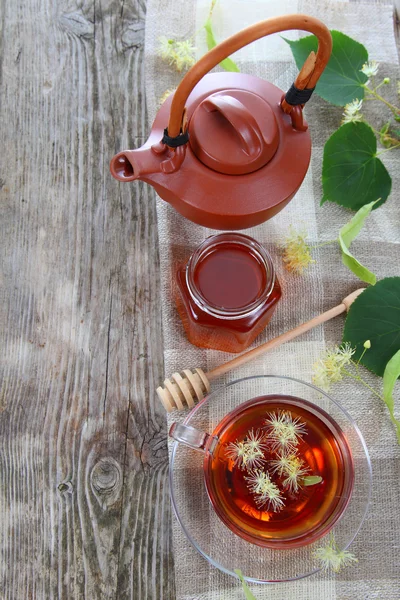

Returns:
226,429,266,470
270,451,310,493
269,451,296,476
225,409,321,515
245,429,268,452
245,470,285,512
243,446,265,470
264,410,307,452
225,441,248,469
282,455,310,493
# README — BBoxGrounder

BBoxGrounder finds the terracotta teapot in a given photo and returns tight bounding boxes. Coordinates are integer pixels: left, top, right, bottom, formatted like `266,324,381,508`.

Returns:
110,15,332,230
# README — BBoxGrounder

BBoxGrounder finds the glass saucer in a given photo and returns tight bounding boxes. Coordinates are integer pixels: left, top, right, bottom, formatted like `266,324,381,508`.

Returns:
169,375,372,583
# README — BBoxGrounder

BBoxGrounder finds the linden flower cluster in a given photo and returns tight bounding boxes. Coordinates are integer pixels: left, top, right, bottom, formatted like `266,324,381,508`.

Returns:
342,99,363,124
264,410,309,493
225,429,267,470
270,452,309,493
313,533,358,573
244,470,285,512
157,36,196,72
265,410,307,452
312,342,356,391
361,60,379,79
281,226,315,275
226,411,316,513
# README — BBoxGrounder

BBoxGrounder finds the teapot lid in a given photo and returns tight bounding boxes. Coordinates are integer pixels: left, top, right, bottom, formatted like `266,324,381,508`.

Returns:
188,89,279,176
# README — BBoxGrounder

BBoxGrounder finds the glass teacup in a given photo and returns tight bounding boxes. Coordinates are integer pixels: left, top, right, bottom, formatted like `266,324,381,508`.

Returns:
170,391,355,549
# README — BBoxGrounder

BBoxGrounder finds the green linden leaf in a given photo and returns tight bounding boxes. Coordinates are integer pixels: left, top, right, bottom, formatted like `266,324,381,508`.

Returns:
301,475,323,486
234,569,258,600
204,18,240,72
343,277,400,376
338,200,378,284
383,350,400,444
322,122,392,210
284,30,368,106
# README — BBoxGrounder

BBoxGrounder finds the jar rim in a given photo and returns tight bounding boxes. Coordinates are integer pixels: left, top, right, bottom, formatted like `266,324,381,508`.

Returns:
185,233,276,320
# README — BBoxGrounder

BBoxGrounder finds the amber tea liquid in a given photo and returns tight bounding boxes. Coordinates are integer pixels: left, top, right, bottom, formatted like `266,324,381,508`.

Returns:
205,395,354,548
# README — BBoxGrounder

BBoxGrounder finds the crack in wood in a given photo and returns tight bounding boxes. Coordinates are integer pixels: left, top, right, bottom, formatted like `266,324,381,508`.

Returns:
103,286,113,422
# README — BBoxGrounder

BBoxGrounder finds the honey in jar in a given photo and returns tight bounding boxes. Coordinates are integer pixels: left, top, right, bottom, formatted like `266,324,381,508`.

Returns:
175,233,281,353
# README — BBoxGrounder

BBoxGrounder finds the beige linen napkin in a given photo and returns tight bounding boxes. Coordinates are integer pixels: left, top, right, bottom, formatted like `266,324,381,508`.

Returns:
144,1,400,597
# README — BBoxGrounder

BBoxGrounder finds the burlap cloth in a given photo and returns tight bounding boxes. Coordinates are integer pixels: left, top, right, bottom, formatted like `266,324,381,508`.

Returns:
144,1,400,597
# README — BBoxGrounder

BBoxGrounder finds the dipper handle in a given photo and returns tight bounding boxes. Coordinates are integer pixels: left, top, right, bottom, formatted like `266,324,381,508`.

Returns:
207,289,365,381
157,289,365,412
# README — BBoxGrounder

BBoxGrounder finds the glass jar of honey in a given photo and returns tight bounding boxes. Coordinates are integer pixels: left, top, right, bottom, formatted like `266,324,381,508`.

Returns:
175,233,281,353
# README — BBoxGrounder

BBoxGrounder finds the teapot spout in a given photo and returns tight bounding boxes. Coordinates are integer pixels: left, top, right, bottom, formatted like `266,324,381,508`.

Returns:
110,150,137,182
110,148,162,182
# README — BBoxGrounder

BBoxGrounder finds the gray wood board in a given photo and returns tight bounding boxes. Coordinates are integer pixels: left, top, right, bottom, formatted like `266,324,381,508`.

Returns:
0,0,175,598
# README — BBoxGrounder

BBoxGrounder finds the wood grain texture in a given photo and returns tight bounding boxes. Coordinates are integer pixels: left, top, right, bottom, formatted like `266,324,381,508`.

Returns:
0,0,175,598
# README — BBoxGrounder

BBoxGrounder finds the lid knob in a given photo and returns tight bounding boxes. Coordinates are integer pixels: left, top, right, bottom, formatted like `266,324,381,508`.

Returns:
188,89,280,175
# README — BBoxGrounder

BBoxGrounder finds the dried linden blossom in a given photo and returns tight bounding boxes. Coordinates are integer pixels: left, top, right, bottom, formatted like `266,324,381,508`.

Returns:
225,440,247,468
270,451,310,493
269,451,296,476
313,533,358,573
264,410,307,452
226,429,266,470
245,469,285,512
312,343,355,392
245,428,268,452
243,447,265,470
281,227,315,275
281,455,309,493
157,36,196,72
342,99,363,124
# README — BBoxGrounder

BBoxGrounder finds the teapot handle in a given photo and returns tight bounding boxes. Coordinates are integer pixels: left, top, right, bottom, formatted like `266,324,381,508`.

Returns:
165,14,332,140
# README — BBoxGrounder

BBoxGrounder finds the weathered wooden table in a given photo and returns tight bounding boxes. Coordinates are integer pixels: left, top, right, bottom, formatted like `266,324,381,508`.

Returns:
1,0,175,597
1,1,399,599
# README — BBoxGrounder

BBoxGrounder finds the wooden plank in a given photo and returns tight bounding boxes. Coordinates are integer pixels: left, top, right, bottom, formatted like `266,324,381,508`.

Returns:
0,0,175,598
395,4,400,55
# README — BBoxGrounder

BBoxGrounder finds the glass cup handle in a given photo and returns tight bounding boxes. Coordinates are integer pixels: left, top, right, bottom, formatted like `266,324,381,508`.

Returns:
169,423,215,453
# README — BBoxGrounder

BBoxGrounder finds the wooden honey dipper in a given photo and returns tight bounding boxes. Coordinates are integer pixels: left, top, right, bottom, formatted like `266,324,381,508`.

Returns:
157,289,365,412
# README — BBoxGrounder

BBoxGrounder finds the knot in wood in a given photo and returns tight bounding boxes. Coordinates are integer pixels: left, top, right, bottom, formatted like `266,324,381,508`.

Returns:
59,12,94,39
58,481,74,495
90,457,122,509
121,22,145,49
